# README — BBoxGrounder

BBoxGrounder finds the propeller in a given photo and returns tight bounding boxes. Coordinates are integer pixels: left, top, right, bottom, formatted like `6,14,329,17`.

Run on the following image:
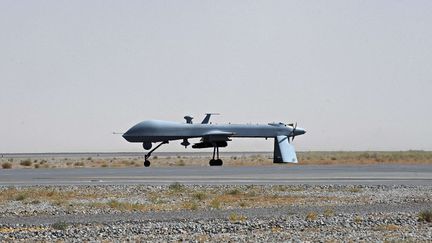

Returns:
288,122,297,142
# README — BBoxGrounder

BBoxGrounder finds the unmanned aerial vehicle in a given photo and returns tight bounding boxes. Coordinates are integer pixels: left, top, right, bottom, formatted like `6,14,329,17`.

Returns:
122,114,306,167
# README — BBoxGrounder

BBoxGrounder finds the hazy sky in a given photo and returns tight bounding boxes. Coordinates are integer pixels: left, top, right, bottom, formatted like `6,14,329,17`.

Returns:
1,1,431,153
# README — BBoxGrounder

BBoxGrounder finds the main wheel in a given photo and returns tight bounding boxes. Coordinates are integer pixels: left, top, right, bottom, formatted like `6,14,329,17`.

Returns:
209,159,223,166
144,160,151,167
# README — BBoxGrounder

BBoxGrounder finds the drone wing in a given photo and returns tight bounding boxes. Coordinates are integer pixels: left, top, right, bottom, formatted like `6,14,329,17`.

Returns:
192,130,234,148
202,130,234,141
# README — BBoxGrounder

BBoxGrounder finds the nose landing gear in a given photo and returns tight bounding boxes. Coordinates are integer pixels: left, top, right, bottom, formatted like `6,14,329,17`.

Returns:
143,141,168,167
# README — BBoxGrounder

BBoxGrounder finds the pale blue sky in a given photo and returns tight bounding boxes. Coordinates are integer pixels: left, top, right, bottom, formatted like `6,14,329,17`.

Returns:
1,1,431,152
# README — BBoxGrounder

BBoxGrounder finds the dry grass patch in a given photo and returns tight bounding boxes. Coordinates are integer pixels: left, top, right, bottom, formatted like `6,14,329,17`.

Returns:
374,224,400,231
99,200,149,211
3,151,431,169
163,186,339,210
0,185,359,214
176,159,186,166
271,226,282,233
227,189,241,195
51,222,68,231
193,192,208,201
348,187,362,193
88,200,168,212
1,162,12,169
298,151,432,165
0,226,48,233
0,187,104,204
194,234,209,242
169,182,185,192
210,198,221,209
306,211,318,221
182,201,198,210
324,207,335,217
418,210,432,223
275,185,305,192
228,212,247,222
239,201,248,208
148,192,169,205
14,194,27,201
74,161,85,167
207,192,305,209
354,216,362,223
20,159,32,166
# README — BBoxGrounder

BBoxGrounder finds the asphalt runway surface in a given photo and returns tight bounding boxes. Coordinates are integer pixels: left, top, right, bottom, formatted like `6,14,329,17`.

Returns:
1,164,431,186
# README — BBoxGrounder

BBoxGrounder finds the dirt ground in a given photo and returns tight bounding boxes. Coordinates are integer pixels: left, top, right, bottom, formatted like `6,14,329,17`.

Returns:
1,151,431,169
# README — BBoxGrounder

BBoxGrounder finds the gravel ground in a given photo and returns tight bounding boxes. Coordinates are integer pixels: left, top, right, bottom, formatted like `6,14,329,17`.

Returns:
0,184,431,242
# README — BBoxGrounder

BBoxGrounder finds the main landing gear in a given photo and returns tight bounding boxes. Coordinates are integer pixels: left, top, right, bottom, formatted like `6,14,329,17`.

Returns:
143,141,168,167
209,146,223,166
143,141,223,167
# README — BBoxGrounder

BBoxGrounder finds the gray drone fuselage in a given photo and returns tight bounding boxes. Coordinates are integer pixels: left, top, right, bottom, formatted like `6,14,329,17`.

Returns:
122,120,305,143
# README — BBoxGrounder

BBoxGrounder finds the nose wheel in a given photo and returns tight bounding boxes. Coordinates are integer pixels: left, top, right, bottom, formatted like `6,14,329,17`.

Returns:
144,160,151,167
209,146,223,166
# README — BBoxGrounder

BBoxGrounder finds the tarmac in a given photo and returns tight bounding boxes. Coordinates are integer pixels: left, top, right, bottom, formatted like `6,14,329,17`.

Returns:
1,164,431,186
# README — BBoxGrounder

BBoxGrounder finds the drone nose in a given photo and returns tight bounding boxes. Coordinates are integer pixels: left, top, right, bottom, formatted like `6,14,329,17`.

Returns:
122,130,133,141
295,128,306,136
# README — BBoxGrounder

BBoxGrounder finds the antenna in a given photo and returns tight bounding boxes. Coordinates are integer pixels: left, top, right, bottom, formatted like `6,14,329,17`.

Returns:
184,116,194,124
201,113,220,124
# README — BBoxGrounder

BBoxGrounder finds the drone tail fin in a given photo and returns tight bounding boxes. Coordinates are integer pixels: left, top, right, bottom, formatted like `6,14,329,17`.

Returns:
201,113,220,124
273,135,298,163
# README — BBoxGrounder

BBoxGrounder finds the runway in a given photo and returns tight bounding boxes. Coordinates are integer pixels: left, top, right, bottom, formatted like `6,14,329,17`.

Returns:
1,164,431,186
